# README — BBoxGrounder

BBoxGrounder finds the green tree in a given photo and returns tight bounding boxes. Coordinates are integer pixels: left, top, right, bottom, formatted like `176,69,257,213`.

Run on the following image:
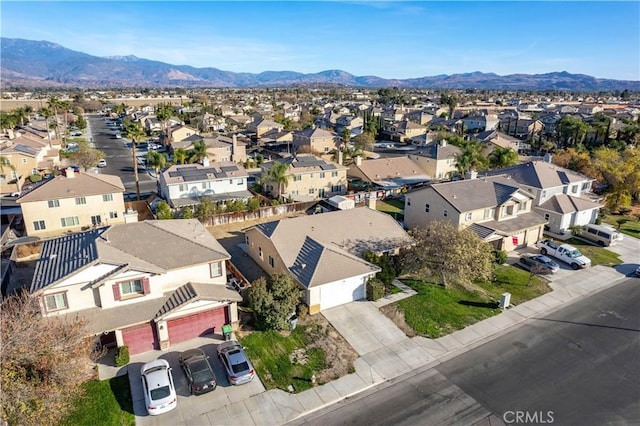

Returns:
195,196,220,224
47,97,63,140
488,147,519,169
145,151,167,181
247,273,302,330
340,128,351,147
247,197,260,211
556,115,589,147
75,114,87,130
179,206,194,219
69,141,105,171
1,293,97,426
155,201,173,220
592,147,640,209
0,156,19,192
454,140,487,177
352,131,375,152
263,161,290,199
173,147,188,165
440,93,458,120
399,220,494,290
123,121,147,201
155,103,174,145
188,140,208,164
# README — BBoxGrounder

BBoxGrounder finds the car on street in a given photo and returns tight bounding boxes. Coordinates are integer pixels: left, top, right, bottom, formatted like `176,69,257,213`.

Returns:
217,341,255,385
70,131,83,136
140,359,177,416
519,253,560,274
635,266,640,277
97,159,107,167
179,348,218,395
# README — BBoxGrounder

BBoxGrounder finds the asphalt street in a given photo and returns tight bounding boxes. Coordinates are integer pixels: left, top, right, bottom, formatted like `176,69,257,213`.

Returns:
295,278,640,426
88,115,156,195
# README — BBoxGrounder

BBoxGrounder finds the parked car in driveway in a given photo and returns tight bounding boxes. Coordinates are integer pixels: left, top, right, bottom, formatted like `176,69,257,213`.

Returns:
179,348,217,395
519,253,560,274
140,359,177,416
217,341,255,385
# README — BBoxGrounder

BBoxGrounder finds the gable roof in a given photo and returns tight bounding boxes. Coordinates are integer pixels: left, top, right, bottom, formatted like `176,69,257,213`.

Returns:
410,142,461,160
485,161,591,189
247,207,412,288
17,172,125,203
155,282,242,320
262,154,347,174
429,175,533,213
161,161,248,185
537,193,602,214
31,220,230,291
295,127,335,139
349,156,430,187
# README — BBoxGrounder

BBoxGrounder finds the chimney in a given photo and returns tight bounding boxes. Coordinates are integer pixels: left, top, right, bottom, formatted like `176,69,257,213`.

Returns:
465,169,478,180
440,139,447,147
7,129,15,140
355,155,362,166
338,150,344,165
66,167,75,179
202,157,210,167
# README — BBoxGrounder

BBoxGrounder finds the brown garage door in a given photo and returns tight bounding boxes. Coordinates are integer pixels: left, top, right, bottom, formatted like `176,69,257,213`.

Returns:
121,322,157,355
167,306,228,345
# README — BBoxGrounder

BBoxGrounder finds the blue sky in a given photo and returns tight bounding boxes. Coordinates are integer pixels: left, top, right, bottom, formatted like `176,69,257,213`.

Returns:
2,1,639,80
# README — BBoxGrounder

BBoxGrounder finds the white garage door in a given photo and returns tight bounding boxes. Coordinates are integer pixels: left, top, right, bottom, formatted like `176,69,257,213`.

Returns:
320,277,366,311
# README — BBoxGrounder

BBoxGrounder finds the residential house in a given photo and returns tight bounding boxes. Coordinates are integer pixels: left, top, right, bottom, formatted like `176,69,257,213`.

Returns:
335,115,364,136
243,207,412,314
471,130,527,155
292,128,338,154
404,110,435,126
158,159,251,208
259,129,293,146
16,170,129,238
29,219,240,355
172,134,247,163
226,115,253,131
260,154,348,201
407,140,461,180
485,160,602,234
462,114,499,133
195,113,226,133
167,124,198,143
247,118,284,138
0,133,61,191
388,120,427,142
347,156,430,195
404,174,547,251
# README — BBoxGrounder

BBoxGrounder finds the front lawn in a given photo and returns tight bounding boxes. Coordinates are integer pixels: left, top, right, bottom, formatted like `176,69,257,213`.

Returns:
376,198,405,220
240,324,326,393
62,374,134,426
600,213,640,239
396,265,550,338
565,238,623,267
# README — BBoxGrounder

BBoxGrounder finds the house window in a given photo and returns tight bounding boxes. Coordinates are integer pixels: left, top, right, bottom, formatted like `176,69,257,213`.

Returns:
44,292,68,312
571,185,578,194
324,147,330,153
258,246,263,259
75,196,87,205
582,182,590,191
465,212,472,221
425,203,430,213
202,182,207,189
293,175,302,182
33,220,46,231
110,211,118,219
443,209,448,217
485,208,495,219
407,198,411,206
209,261,222,277
119,279,144,296
518,201,527,211
320,172,326,178
331,171,338,177
245,235,250,245
179,184,187,192
331,185,341,193
308,188,315,195
236,179,243,185
229,179,233,184
48,199,60,208
103,194,113,202
91,215,102,225
268,256,275,268
22,158,27,164
542,190,547,198
60,216,79,227
544,213,550,221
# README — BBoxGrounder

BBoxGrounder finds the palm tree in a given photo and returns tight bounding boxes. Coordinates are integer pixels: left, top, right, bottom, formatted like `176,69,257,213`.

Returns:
145,151,167,182
123,121,147,201
454,141,486,178
0,156,19,192
188,140,208,164
264,161,290,200
47,97,63,140
155,103,174,146
488,147,519,170
173,148,188,165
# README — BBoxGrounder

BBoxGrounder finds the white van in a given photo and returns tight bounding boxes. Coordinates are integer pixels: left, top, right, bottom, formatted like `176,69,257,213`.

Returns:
580,224,623,247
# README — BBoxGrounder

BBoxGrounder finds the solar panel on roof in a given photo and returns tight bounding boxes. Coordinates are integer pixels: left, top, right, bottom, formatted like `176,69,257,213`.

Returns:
183,175,204,182
220,166,238,172
320,164,337,170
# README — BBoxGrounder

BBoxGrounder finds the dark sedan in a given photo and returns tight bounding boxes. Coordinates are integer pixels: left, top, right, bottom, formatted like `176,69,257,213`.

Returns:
519,254,560,274
178,348,217,395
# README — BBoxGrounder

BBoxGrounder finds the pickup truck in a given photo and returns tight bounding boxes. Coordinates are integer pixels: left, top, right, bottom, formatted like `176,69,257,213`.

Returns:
535,239,591,270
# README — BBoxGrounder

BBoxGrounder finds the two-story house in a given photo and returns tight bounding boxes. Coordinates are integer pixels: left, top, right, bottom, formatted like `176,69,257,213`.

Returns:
348,156,430,195
404,174,547,251
407,140,461,180
29,219,240,355
247,118,284,138
158,159,251,208
243,207,412,314
16,169,130,238
260,154,348,201
0,132,62,191
292,128,338,154
485,160,602,234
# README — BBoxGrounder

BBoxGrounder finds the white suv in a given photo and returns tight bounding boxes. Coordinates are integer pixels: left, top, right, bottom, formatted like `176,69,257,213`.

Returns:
140,359,177,416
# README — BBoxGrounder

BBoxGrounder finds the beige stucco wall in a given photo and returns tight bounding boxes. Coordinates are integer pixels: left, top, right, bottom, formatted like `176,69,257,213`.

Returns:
269,169,348,199
21,192,126,237
244,229,287,277
404,187,460,230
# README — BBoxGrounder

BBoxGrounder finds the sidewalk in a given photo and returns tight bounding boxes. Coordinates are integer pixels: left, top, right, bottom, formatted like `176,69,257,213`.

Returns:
197,237,638,425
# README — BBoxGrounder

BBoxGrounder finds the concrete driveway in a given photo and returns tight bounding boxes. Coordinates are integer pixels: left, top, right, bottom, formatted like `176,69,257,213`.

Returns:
321,301,408,356
130,337,265,425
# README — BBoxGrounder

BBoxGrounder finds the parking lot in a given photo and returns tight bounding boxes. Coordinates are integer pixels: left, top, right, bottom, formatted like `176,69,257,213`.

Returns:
127,336,265,425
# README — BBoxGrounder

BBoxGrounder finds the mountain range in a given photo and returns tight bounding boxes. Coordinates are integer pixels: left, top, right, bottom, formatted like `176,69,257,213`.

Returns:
2,38,639,91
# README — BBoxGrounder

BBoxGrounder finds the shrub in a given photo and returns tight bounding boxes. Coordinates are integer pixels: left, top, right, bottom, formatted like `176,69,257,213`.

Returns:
30,174,42,183
595,217,602,225
297,304,309,319
367,278,385,301
493,249,508,265
247,197,260,211
114,346,130,367
363,251,397,285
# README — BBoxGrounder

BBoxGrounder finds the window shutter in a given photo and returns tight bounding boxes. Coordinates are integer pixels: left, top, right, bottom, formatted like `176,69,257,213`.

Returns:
112,284,121,301
142,277,150,295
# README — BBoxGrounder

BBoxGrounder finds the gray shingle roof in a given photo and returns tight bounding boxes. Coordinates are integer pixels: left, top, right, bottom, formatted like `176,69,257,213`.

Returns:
155,282,242,320
486,161,590,189
537,194,602,214
477,211,547,235
17,172,125,203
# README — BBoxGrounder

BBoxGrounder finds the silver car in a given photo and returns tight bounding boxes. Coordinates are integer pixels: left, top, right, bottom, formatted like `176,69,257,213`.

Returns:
140,359,177,416
217,341,255,385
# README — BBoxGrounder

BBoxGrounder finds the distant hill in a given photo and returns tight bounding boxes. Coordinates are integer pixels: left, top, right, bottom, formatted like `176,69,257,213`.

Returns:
2,38,639,91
